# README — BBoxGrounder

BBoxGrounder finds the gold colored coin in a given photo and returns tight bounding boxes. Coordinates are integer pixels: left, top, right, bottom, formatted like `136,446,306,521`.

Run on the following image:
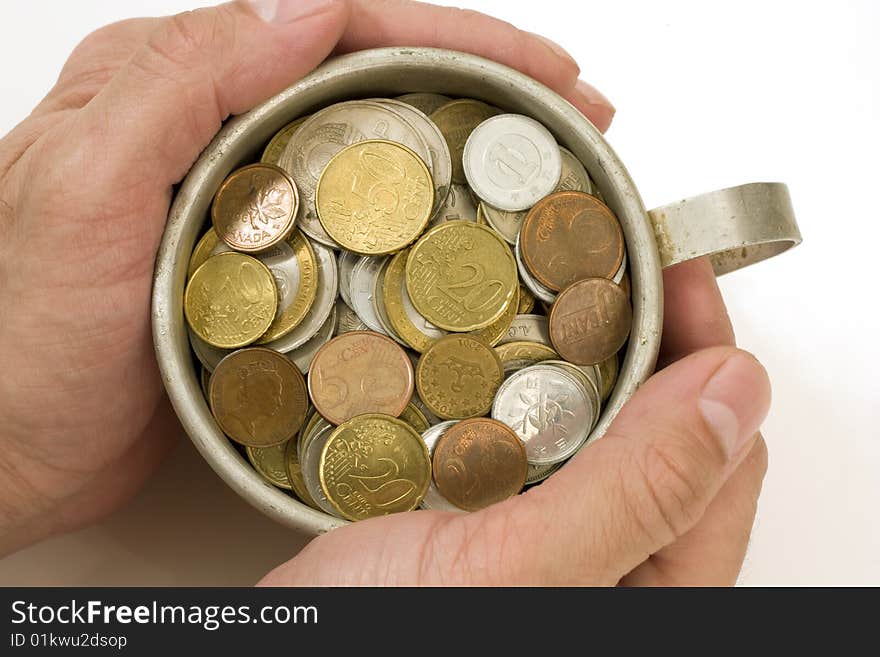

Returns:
383,249,447,353
184,252,277,349
315,140,434,255
246,442,292,490
188,228,220,279
597,352,620,402
517,283,536,314
284,434,320,509
319,414,431,521
495,341,558,374
471,284,518,347
261,116,308,165
416,334,504,420
429,99,499,184
256,229,318,343
209,347,309,447
212,163,299,253
398,402,430,433
406,221,518,332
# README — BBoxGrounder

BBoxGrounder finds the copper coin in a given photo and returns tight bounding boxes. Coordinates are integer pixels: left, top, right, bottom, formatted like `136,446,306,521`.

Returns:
432,418,527,511
549,278,632,365
212,163,299,253
520,191,624,292
307,331,414,425
209,347,308,447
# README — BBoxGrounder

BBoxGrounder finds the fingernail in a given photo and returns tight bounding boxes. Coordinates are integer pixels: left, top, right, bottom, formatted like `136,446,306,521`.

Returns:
528,32,579,73
241,0,333,23
699,352,771,459
574,79,616,132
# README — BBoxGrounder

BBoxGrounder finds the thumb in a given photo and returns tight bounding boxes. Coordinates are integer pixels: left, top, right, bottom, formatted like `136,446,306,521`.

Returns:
481,346,771,585
74,0,350,186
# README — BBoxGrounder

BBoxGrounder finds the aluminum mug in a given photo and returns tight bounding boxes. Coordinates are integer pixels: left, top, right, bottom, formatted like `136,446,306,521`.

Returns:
152,48,801,536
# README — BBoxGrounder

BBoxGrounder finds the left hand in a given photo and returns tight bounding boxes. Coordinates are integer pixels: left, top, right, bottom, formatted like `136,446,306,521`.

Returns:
0,0,612,556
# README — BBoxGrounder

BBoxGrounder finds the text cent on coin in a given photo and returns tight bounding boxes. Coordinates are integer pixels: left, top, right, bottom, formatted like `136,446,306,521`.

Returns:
432,418,527,511
209,347,308,447
308,331,414,424
549,278,632,365
212,163,299,253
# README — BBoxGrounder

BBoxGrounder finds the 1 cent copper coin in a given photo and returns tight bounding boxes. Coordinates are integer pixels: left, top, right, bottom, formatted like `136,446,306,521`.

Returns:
520,191,624,292
307,331,414,424
432,418,527,511
549,278,632,365
209,347,308,447
212,163,299,253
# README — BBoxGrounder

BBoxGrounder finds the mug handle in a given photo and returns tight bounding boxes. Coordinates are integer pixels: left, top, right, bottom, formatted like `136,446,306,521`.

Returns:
647,182,802,275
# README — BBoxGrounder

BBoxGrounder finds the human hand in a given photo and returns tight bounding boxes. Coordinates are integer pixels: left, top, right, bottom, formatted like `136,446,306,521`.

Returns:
0,0,613,556
260,258,770,586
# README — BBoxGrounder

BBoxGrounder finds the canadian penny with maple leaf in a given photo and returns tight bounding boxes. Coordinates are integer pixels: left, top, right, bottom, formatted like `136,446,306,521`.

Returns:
212,163,299,253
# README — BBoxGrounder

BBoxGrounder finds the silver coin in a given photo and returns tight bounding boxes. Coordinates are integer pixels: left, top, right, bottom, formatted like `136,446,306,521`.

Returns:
463,113,561,212
480,146,593,244
613,250,628,285
277,100,433,248
515,233,556,303
211,239,301,327
556,146,593,195
334,299,368,335
262,240,338,353
286,304,337,374
337,250,360,308
492,364,593,465
375,98,452,216
542,360,601,431
430,183,479,224
301,423,341,517
298,415,330,465
418,421,465,513
498,314,551,346
526,461,563,485
349,255,389,335
372,257,409,347
396,92,453,116
188,327,229,372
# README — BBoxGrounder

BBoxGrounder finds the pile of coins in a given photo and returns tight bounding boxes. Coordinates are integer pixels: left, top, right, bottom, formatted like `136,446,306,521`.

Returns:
183,93,632,521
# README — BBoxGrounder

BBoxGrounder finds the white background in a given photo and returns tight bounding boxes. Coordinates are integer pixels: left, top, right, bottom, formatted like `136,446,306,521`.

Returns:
0,0,877,585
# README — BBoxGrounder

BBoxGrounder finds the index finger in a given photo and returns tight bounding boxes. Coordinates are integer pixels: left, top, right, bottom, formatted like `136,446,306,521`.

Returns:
338,0,615,132
659,257,736,367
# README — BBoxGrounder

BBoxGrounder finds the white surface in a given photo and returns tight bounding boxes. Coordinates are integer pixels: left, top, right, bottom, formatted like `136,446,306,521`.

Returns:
0,0,877,586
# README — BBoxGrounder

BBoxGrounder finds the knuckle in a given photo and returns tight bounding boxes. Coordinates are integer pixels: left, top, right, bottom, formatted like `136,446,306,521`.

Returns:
142,8,234,72
625,432,717,542
419,502,537,585
68,19,140,63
